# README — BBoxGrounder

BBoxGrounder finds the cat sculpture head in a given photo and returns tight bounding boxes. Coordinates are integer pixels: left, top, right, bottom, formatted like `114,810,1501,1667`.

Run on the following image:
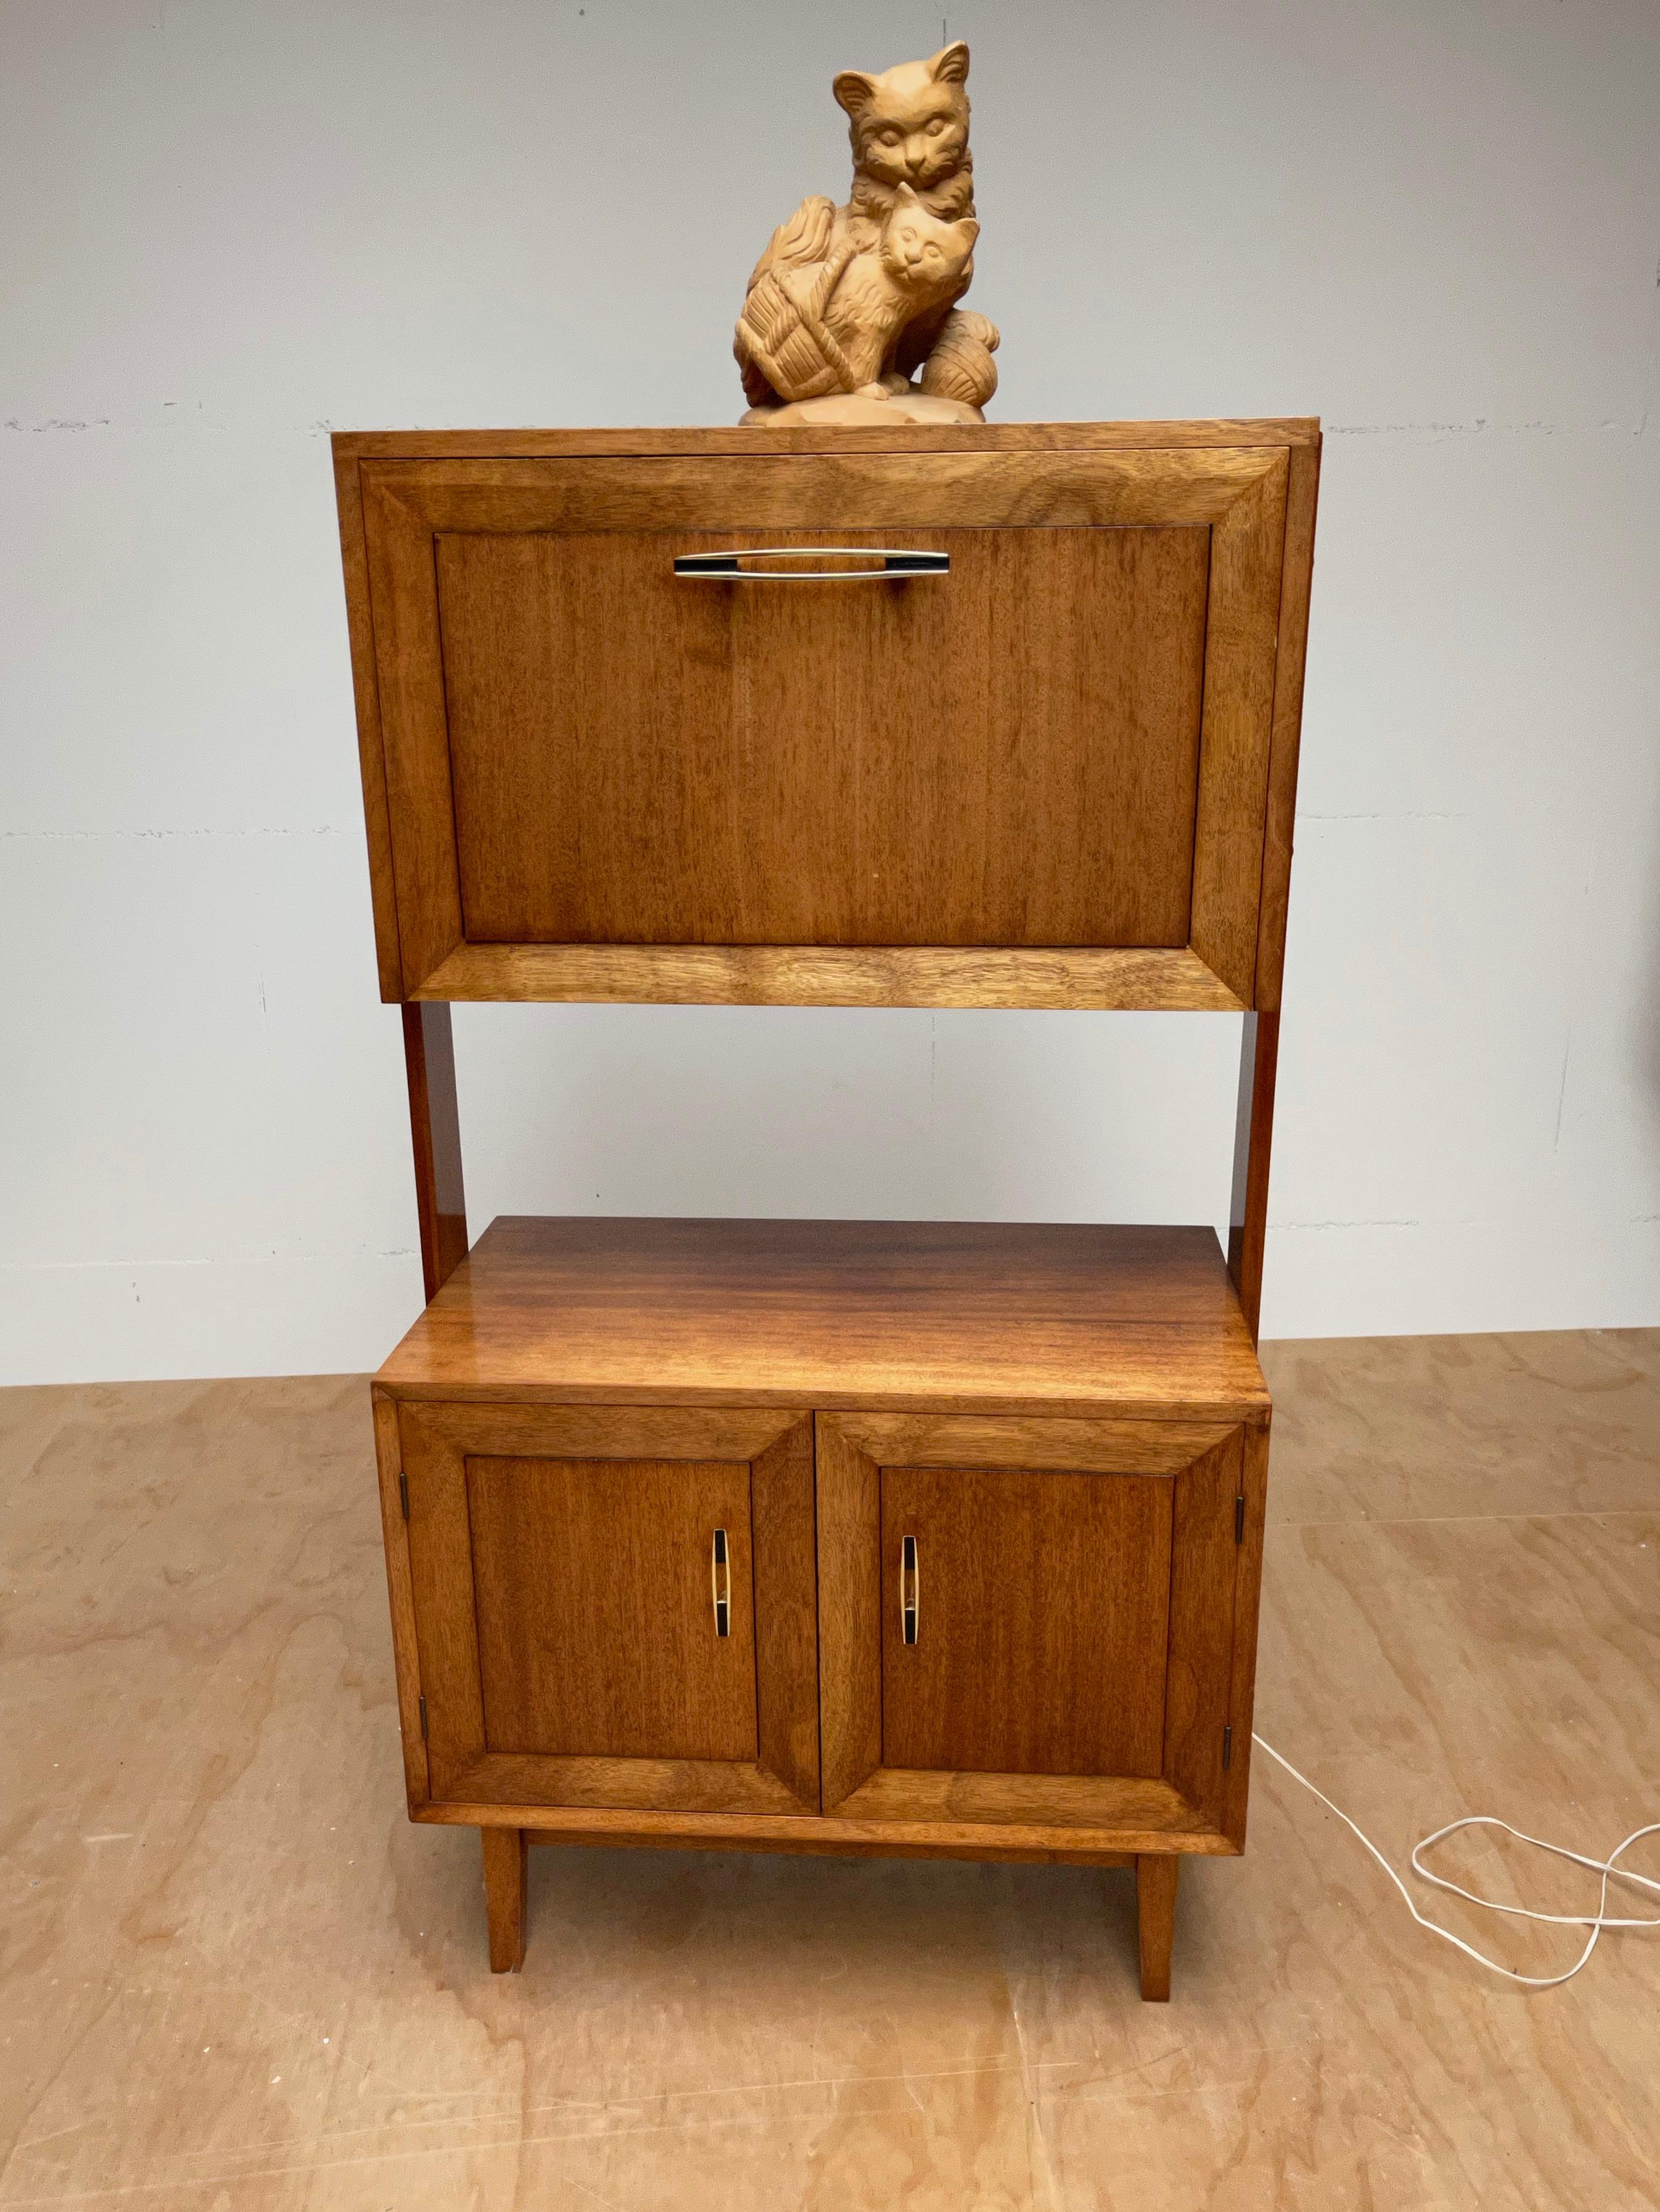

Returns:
879,183,979,300
833,42,972,196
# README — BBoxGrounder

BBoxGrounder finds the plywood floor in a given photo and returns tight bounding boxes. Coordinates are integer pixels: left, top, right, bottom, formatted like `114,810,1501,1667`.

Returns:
2,1331,1657,2210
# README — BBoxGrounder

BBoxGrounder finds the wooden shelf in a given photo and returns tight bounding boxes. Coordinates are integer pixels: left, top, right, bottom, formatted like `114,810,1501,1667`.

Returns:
377,1215,1268,1422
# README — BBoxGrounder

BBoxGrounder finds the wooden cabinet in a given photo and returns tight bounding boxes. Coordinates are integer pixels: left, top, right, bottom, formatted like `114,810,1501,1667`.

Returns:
338,421,1320,1999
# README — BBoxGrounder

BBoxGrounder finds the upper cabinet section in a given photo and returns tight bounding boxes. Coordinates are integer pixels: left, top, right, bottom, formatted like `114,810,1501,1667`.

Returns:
334,424,1319,1011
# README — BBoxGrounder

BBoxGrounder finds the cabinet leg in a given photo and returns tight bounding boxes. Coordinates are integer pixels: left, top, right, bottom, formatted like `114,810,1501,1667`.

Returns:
1135,1854,1178,2002
482,1826,529,1972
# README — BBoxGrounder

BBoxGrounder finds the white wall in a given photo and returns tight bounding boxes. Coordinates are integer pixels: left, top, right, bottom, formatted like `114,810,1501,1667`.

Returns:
4,0,1658,1383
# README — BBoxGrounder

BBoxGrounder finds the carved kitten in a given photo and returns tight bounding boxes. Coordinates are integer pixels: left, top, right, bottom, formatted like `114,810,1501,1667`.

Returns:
834,41,975,236
735,184,979,403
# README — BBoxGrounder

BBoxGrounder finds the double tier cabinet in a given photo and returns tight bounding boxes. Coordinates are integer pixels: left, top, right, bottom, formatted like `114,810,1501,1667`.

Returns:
333,420,1319,1999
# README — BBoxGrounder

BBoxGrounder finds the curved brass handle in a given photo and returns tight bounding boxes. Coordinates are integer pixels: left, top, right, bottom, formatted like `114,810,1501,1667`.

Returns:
674,548,949,581
711,1528,731,1638
900,1534,919,1646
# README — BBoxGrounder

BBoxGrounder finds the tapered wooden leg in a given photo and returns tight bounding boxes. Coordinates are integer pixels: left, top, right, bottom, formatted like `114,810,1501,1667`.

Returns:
482,1826,528,1972
1135,1853,1178,2001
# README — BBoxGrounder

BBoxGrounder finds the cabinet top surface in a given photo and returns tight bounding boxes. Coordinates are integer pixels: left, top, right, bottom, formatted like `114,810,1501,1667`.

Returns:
334,418,1318,459
376,1216,1269,1420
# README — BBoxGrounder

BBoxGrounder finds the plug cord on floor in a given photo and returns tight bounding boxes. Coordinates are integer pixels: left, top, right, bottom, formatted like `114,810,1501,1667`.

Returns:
1252,1734,1660,1989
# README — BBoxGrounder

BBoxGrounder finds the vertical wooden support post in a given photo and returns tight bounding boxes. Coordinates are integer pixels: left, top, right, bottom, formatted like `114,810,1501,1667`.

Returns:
402,1002,469,1302
482,1826,529,1972
1228,1010,1280,1347
1135,1853,1178,2002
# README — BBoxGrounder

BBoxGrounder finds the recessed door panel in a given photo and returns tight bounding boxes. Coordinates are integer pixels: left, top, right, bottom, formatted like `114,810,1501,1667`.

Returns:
467,1455,757,1763
879,1465,1172,1777
434,521,1210,949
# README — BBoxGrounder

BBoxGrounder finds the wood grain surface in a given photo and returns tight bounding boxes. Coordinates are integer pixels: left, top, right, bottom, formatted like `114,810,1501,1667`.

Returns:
376,1216,1270,1420
1135,1852,1179,2001
817,1411,1246,1841
333,419,1320,458
437,522,1209,951
878,1466,1174,1777
412,941,1245,1009
333,426,1317,1012
393,1397,822,1815
399,1001,467,1301
466,1455,758,1763
480,1825,528,1973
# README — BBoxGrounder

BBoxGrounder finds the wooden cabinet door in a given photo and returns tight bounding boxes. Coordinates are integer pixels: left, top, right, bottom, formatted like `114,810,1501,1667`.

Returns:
818,1413,1266,1848
393,1403,818,1814
354,444,1288,1002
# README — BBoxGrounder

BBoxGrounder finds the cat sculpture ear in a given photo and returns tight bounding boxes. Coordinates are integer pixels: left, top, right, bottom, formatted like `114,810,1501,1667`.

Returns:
832,69,878,118
927,41,971,85
892,181,922,208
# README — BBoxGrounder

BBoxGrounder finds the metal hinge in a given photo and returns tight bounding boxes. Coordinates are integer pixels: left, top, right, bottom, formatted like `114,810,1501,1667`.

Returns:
1234,1494,1245,1543
1222,1724,1234,1769
419,1693,428,1741
399,1471,410,1521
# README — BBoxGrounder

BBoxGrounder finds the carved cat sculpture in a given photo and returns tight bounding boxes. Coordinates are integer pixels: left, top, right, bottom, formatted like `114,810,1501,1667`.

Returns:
736,41,999,420
734,185,979,405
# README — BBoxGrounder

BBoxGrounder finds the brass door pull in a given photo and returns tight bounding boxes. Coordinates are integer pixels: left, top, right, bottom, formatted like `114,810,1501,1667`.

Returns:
711,1527,731,1637
900,1533,919,1645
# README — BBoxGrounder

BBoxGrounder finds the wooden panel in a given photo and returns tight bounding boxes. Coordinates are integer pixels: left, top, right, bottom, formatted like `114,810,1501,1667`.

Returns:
341,435,1305,1006
816,1413,883,1811
828,1770,1209,1833
398,1403,488,1796
402,1400,806,1464
335,421,1321,460
445,1751,804,1816
332,449,402,999
1162,1434,1245,1827
369,448,1280,533
1255,437,1322,1012
360,474,464,989
377,1218,1271,1422
467,1456,757,1763
1188,460,1290,1001
371,1389,429,1807
394,1397,821,1814
834,1413,1238,1473
879,1467,1173,1777
436,523,1209,951
416,942,1244,1012
1221,1419,1271,1847
751,1418,819,1806
414,1793,1233,1859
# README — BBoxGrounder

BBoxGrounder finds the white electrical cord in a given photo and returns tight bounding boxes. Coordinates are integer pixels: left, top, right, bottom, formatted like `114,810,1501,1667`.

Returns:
1252,1734,1660,1989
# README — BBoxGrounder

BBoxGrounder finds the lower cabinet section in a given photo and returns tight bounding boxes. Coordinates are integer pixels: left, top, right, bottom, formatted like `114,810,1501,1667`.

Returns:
374,1392,1269,1994
378,1397,1267,1859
